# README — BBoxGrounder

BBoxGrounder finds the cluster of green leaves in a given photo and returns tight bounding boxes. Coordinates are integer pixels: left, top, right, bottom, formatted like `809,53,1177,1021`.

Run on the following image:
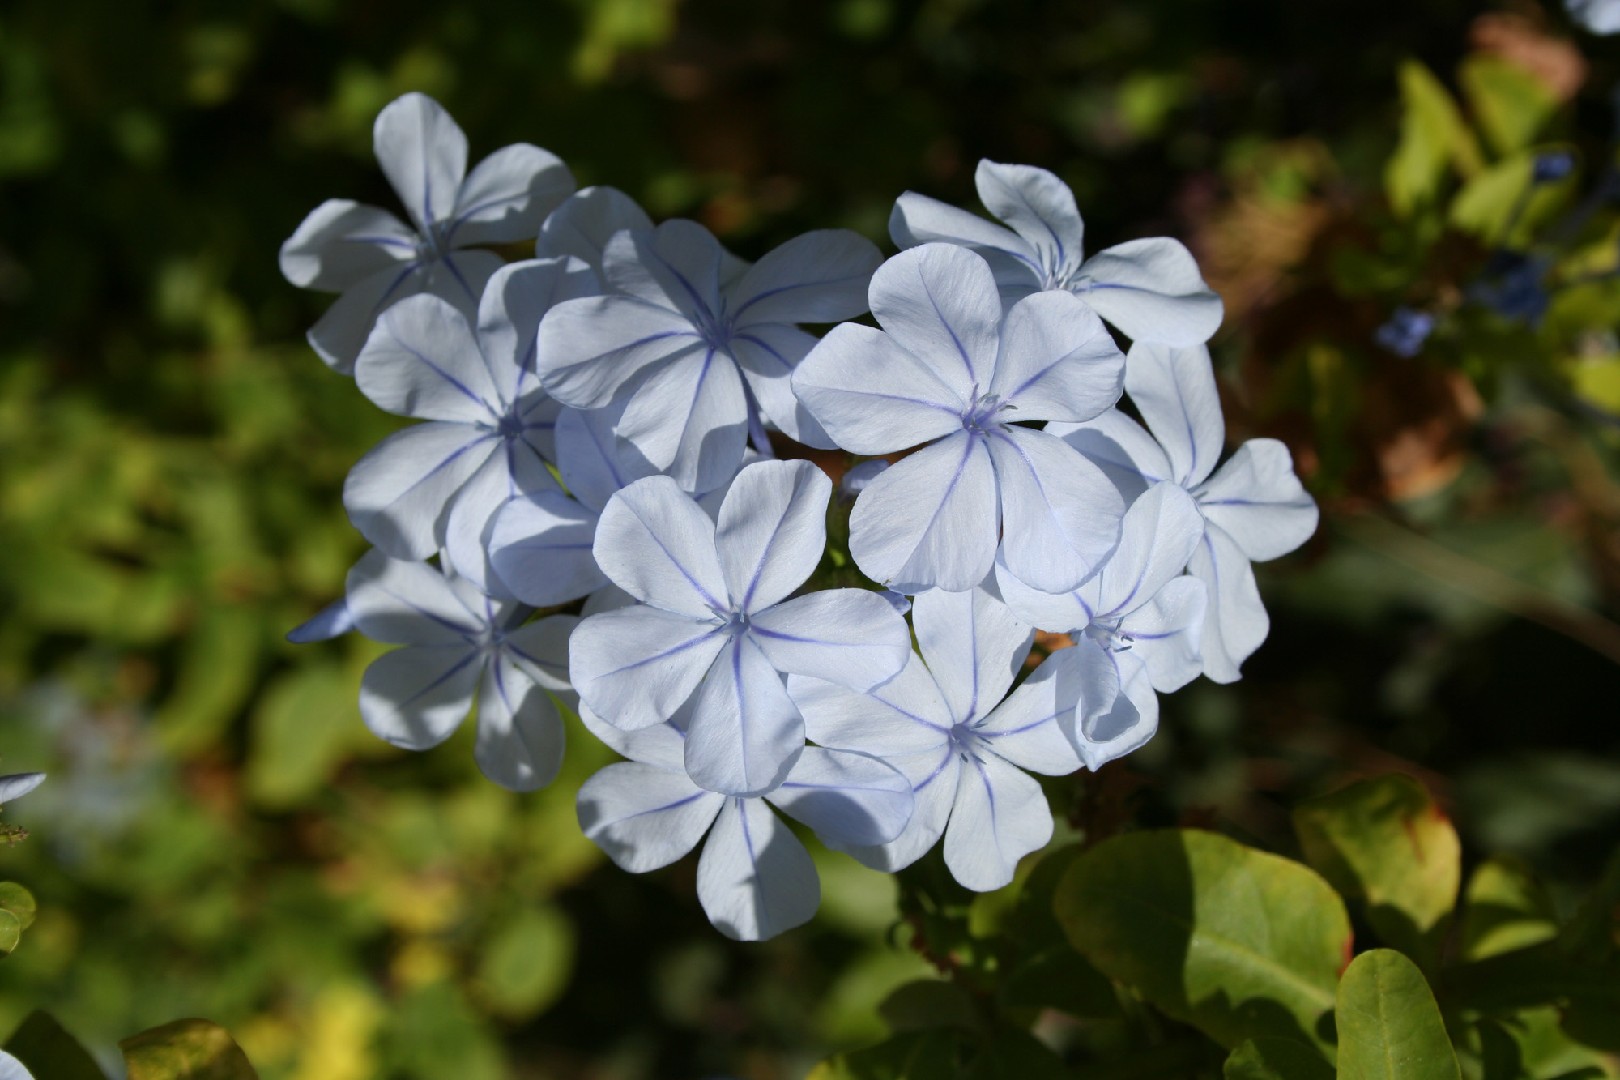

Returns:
816,775,1620,1079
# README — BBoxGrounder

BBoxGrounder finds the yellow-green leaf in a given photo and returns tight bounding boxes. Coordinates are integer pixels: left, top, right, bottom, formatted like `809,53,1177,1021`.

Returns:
121,1020,256,1080
1335,950,1461,1080
1459,56,1559,156
0,882,36,931
1386,61,1484,216
1054,829,1351,1052
1450,149,1574,246
1459,857,1558,961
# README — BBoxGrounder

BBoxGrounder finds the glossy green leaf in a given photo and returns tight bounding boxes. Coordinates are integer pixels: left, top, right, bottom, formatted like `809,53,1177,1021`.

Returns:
0,909,19,955
1335,950,1460,1080
1386,60,1483,216
1459,56,1558,156
1293,775,1459,964
1224,1037,1334,1080
0,882,37,931
121,1019,257,1080
1459,857,1557,961
1054,829,1351,1052
3,1011,107,1080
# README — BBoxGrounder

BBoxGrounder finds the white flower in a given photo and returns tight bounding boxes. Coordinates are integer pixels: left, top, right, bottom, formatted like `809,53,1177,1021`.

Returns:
280,93,575,372
0,1050,36,1080
790,587,1081,891
791,243,1125,594
346,550,575,791
576,704,911,941
1053,343,1317,682
1569,0,1620,33
995,483,1208,769
536,220,882,493
0,773,45,805
569,460,912,797
890,160,1223,346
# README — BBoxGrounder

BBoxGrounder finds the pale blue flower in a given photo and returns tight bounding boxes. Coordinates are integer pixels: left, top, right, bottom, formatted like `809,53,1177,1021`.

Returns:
0,772,44,805
536,185,655,274
790,587,1080,891
286,597,356,644
890,160,1223,346
536,221,882,492
280,92,575,372
1053,343,1318,682
569,460,912,797
576,704,911,941
343,257,597,575
994,483,1208,768
792,243,1126,594
0,1050,36,1080
1569,0,1620,33
346,550,575,791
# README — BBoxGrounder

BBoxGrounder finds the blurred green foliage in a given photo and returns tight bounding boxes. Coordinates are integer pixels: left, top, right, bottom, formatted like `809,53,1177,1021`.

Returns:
1,0,1618,1076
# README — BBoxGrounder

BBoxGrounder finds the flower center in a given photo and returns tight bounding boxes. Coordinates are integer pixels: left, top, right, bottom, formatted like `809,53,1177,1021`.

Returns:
494,411,525,440
1085,618,1133,652
962,391,1009,434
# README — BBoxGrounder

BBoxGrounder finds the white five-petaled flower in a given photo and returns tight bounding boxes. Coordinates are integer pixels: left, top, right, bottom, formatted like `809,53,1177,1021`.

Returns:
343,257,597,583
790,587,1082,891
1052,343,1318,682
535,220,882,493
280,92,575,373
0,772,45,805
792,242,1126,594
346,550,576,792
890,159,1223,347
569,459,913,797
994,482,1209,768
575,705,911,941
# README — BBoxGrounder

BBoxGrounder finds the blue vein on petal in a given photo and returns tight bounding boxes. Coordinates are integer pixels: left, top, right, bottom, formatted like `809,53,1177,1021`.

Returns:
381,313,498,419
599,624,724,679
625,496,728,612
729,271,869,325
737,479,799,613
916,261,979,386
392,648,481,709
360,433,493,553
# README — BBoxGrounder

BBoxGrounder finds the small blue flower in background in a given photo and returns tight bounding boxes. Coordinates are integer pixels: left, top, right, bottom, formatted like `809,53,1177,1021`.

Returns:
1469,251,1553,326
1532,150,1577,184
1375,307,1436,358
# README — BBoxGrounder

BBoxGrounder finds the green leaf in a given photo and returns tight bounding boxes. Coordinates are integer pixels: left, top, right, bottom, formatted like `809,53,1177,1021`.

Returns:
473,904,574,1020
1293,775,1459,964
1459,857,1558,961
246,663,365,808
1560,847,1620,963
1224,1038,1334,1080
0,909,18,955
998,945,1121,1019
1450,150,1573,247
808,1029,969,1080
121,1019,257,1080
1458,56,1559,156
1335,950,1460,1080
1568,355,1620,418
1054,829,1352,1052
1386,60,1484,216
877,979,980,1034
3,1011,107,1080
0,882,37,931
156,604,261,754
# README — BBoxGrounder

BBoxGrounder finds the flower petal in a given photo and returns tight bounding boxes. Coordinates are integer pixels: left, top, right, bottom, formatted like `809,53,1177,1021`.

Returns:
791,323,966,454
0,773,45,804
604,219,726,321
344,422,497,560
788,655,953,756
729,229,881,327
536,185,654,271
684,635,805,797
1122,575,1206,693
973,668,1084,776
913,586,1033,724
1085,481,1205,620
944,750,1052,892
747,589,912,691
845,746,959,872
344,548,482,645
990,290,1124,423
578,701,689,771
1187,523,1269,684
287,597,356,644
888,191,1040,294
440,448,527,595
477,257,599,409
449,143,575,249
488,491,605,607
974,160,1086,280
356,295,500,422
536,294,704,409
990,557,1094,633
714,460,830,614
475,656,566,791
280,199,415,291
359,644,482,750
1196,439,1318,561
848,431,999,593
869,244,1001,399
988,426,1124,594
1077,237,1224,347
1123,342,1226,488
616,346,748,494
577,761,723,872
569,605,728,730
1048,408,1171,502
306,262,427,375
731,324,837,449
373,92,467,233
501,615,576,693
593,475,730,616
555,404,654,511
1070,647,1158,769
767,745,913,848
697,796,819,941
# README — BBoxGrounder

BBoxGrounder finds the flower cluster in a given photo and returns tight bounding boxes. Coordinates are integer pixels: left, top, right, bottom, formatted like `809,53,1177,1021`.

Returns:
284,93,1316,940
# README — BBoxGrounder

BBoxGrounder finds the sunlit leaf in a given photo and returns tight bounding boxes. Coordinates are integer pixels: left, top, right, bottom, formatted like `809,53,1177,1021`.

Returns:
1335,949,1460,1080
1459,857,1558,961
121,1019,257,1080
1459,56,1559,157
0,882,36,931
1386,60,1484,217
